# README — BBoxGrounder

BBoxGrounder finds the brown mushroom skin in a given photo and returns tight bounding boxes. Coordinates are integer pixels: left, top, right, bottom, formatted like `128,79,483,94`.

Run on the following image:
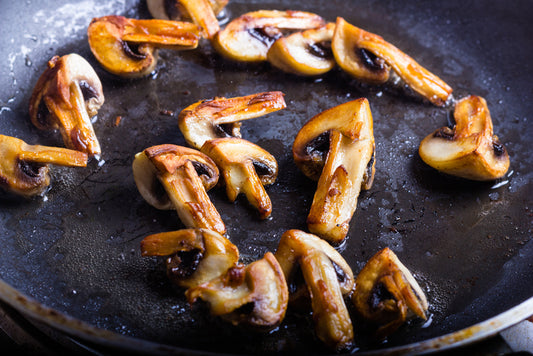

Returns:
419,95,510,180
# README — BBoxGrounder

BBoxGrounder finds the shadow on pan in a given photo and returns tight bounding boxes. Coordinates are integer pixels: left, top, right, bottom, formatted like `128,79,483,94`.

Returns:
0,0,531,354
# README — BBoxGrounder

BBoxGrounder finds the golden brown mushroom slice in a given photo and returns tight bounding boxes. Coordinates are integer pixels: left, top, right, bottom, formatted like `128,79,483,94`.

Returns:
132,144,226,235
29,53,104,156
419,95,510,181
0,135,87,198
352,247,428,339
274,229,355,351
267,23,336,76
332,17,453,106
186,252,288,330
178,91,286,150
293,98,375,244
87,15,200,78
201,137,278,219
212,10,325,62
141,228,238,289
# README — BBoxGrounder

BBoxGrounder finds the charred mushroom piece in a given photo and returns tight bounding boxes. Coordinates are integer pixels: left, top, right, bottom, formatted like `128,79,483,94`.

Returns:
419,95,510,180
132,144,225,234
267,23,335,76
186,252,288,330
352,247,428,339
212,10,325,62
274,229,355,351
146,0,221,39
178,91,286,150
87,15,200,77
29,54,104,156
201,138,278,219
141,228,238,289
332,17,453,106
293,98,375,244
0,135,87,197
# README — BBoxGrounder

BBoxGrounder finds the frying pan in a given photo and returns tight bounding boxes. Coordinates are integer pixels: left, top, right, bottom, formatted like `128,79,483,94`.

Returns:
0,0,531,354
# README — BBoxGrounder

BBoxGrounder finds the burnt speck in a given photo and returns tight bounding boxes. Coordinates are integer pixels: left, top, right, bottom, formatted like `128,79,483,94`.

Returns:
159,109,175,116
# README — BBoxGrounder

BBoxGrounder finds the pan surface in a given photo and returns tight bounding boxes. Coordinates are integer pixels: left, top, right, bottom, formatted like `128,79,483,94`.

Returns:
0,0,531,354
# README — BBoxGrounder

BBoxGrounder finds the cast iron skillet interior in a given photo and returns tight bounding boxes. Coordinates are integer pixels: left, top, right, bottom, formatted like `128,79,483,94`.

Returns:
0,0,531,354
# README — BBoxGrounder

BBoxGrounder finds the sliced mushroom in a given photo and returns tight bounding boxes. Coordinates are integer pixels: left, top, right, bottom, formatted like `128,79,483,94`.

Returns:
274,229,354,351
178,91,286,150
293,98,375,244
185,252,288,330
146,0,221,39
212,10,325,62
332,17,453,106
419,95,510,181
201,138,278,219
267,23,336,76
352,247,428,339
87,15,200,77
132,144,225,234
28,53,104,156
141,228,238,289
0,134,87,197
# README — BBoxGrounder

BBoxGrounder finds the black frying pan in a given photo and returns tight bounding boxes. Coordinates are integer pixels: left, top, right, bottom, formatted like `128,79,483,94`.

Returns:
0,0,531,354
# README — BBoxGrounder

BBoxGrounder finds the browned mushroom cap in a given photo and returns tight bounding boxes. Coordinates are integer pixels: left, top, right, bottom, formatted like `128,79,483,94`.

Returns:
201,137,278,219
267,23,336,76
132,144,225,235
0,134,87,197
28,53,104,156
87,15,200,78
178,91,286,150
186,252,288,330
212,10,325,62
352,247,428,339
332,17,453,106
293,98,375,244
141,228,238,289
419,95,510,181
274,229,354,351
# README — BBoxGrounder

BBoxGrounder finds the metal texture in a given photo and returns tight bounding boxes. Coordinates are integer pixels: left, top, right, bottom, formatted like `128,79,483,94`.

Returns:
0,0,531,354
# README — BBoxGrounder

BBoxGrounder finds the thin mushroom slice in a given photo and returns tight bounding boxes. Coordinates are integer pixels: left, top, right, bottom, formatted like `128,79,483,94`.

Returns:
87,15,200,78
212,10,325,62
147,0,228,20
29,53,104,156
201,137,278,219
332,17,453,106
274,229,354,351
141,228,238,289
178,91,286,150
267,23,336,76
352,247,428,339
293,98,376,244
0,134,87,197
132,144,226,235
419,95,510,181
186,252,288,330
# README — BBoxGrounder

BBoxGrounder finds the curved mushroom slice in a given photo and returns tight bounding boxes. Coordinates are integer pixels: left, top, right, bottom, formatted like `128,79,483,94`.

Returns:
0,135,87,197
29,54,104,156
212,10,325,62
201,138,278,219
419,95,510,180
178,91,286,150
332,17,452,106
87,15,200,78
141,228,238,289
293,98,375,244
146,0,220,39
132,144,226,234
267,23,336,76
274,229,354,351
186,252,288,330
352,247,428,339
